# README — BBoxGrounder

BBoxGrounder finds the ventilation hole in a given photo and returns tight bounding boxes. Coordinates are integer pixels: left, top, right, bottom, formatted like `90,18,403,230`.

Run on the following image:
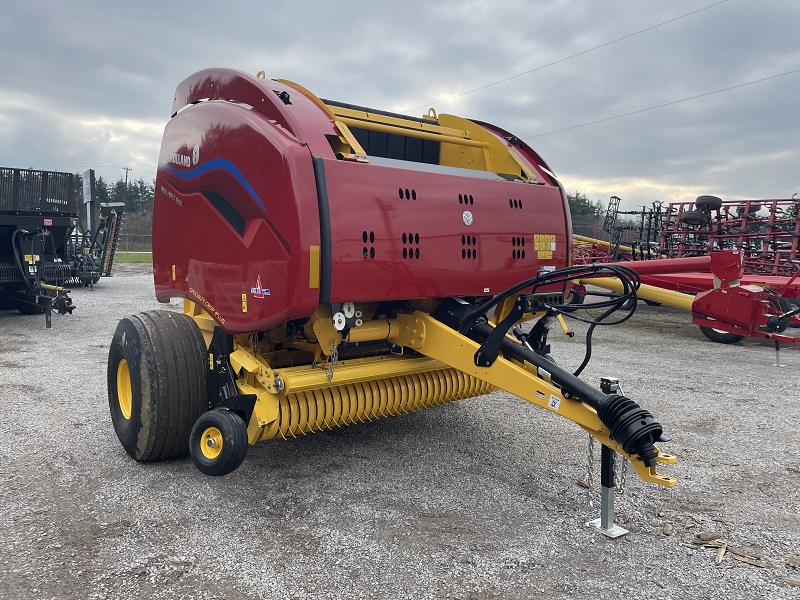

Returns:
370,247,375,259
402,233,407,244
514,199,519,208
461,234,466,245
403,248,408,259
362,231,368,243
458,194,463,204
467,236,471,246
467,249,472,259
414,233,419,244
415,248,419,259
398,188,404,199
512,238,516,247
521,237,525,247
473,249,477,259
472,235,476,245
363,247,369,259
462,249,466,259
469,195,474,205
519,200,523,209
411,189,416,200
521,249,525,259
405,189,410,200
370,231,375,243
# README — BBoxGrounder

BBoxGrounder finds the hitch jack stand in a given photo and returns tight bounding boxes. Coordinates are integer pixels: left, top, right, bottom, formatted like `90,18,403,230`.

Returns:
774,341,785,368
586,444,629,539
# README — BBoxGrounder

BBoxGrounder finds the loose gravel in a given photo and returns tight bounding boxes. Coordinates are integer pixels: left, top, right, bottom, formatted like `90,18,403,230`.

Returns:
1,265,798,599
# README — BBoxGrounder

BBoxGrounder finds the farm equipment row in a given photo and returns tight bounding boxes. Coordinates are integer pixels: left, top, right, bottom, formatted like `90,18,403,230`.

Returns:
572,194,800,346
108,68,676,535
0,167,124,325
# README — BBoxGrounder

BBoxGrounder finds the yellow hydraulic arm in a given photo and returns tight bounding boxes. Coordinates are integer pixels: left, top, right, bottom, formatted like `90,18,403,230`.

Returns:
385,311,676,487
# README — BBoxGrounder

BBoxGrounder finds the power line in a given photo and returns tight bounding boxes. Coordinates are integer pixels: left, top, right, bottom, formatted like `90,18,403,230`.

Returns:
403,0,733,112
522,68,800,139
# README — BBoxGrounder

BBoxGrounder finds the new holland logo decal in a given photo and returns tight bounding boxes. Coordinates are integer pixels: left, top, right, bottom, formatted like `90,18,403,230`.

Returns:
251,276,270,299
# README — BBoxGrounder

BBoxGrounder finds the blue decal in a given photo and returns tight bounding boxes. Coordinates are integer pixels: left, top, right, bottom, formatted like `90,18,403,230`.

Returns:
162,158,266,212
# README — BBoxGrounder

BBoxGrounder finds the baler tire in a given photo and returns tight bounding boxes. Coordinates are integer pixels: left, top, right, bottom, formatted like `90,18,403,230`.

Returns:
189,410,248,476
107,310,207,462
698,325,744,344
695,195,723,211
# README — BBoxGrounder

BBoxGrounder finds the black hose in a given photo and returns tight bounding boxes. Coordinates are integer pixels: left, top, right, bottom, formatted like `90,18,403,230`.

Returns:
472,321,662,467
12,229,37,292
459,263,640,377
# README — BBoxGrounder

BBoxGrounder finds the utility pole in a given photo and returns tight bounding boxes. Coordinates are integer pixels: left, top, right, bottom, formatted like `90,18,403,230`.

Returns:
122,166,132,207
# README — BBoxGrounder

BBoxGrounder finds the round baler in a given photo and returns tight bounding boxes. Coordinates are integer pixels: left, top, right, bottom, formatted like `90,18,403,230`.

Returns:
108,68,675,489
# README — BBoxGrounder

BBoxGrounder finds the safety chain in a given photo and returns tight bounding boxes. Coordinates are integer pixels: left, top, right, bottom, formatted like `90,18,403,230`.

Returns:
325,341,339,381
586,435,595,509
614,456,627,495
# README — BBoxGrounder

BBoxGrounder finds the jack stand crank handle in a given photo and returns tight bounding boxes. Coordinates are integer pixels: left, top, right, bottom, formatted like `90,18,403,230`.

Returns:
586,445,629,539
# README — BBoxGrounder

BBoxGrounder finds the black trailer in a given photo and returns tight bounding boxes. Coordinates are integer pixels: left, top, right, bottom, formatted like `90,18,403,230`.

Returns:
0,167,125,326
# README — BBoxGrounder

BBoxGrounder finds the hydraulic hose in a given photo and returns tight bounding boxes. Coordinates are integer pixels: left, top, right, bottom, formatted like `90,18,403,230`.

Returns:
471,320,662,467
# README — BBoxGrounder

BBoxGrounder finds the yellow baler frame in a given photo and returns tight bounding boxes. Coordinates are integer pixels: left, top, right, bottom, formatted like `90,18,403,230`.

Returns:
185,300,676,488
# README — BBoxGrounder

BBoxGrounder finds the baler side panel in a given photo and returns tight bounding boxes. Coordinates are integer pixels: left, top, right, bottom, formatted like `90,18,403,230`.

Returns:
153,101,321,333
321,158,570,301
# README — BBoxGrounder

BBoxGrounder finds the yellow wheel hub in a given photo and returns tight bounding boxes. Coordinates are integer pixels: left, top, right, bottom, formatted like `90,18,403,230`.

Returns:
200,426,224,459
117,359,133,420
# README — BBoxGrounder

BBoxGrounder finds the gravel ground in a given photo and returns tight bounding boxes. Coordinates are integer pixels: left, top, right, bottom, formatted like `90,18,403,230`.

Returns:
1,265,798,600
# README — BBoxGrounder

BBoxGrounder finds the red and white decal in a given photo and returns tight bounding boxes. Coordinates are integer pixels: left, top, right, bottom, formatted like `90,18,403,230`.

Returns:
250,276,270,299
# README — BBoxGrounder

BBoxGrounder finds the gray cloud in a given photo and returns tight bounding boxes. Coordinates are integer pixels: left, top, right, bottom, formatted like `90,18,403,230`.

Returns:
1,0,797,206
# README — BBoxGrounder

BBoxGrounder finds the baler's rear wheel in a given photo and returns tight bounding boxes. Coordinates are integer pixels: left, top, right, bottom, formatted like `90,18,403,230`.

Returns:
189,410,248,476
107,310,207,461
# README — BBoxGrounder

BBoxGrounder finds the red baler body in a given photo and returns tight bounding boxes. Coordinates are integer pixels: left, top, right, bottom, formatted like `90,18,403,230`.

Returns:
153,69,571,334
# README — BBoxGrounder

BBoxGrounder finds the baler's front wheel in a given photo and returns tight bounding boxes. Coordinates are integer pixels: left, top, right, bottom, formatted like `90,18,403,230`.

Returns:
189,410,248,476
107,310,207,461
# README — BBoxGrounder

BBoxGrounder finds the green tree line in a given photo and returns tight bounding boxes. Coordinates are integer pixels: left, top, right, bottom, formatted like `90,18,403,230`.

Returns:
73,172,155,214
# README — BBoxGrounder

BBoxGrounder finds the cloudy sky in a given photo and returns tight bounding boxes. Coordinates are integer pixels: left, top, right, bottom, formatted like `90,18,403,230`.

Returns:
1,0,798,209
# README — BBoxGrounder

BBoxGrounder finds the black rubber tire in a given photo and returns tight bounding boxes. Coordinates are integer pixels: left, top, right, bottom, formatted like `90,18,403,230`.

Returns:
695,195,722,211
680,210,710,226
787,300,800,328
698,325,744,344
17,301,45,315
107,310,207,461
761,296,792,334
189,410,248,476
81,275,101,286
559,289,585,313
